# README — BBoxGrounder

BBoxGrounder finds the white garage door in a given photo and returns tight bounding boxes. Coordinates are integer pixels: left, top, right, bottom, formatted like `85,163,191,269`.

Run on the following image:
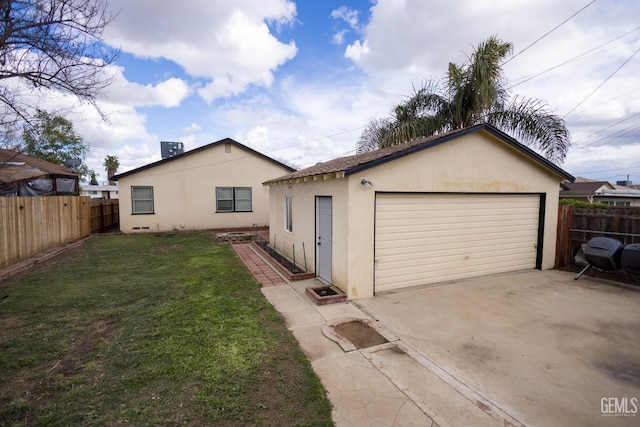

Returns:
375,193,541,293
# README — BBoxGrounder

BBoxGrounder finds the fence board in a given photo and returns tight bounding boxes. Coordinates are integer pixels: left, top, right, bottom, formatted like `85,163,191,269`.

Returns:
555,205,640,267
90,199,119,233
0,196,92,268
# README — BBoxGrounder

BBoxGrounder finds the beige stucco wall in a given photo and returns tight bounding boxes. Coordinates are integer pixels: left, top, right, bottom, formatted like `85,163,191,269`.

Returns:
267,129,565,300
119,143,291,233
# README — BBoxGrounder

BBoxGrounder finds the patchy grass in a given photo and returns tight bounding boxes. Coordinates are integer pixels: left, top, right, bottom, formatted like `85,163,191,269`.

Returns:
0,232,333,426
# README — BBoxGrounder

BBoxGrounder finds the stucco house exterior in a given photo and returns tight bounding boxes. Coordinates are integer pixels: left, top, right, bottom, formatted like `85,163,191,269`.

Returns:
114,138,294,233
79,184,119,199
264,124,574,300
559,180,640,206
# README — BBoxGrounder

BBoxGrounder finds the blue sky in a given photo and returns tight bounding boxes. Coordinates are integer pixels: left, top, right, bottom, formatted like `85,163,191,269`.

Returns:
59,0,640,184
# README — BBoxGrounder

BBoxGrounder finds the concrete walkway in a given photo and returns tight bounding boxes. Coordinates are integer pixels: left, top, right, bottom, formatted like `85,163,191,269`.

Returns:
232,243,510,426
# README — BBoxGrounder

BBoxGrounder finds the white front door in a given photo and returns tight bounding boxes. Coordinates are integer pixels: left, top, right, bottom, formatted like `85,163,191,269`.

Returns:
316,196,332,284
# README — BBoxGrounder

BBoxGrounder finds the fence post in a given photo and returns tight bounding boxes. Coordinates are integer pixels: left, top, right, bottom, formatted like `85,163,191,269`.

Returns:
555,204,573,267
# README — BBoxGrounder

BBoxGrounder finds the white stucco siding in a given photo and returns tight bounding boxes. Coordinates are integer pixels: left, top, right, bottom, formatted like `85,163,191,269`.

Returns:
267,178,349,292
267,129,565,300
119,144,290,233
345,131,562,298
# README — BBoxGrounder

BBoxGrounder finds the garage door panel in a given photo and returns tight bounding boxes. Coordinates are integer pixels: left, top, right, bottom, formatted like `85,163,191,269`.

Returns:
376,251,536,282
377,243,537,269
376,225,538,243
376,211,540,227
375,193,540,293
377,229,538,251
377,240,537,261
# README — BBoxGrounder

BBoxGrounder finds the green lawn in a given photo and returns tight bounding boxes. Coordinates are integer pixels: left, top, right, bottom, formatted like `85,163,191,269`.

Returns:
0,232,333,426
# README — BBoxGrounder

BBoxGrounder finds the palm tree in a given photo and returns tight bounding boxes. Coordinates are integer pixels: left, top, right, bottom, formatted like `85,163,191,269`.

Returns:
103,155,120,185
357,36,571,163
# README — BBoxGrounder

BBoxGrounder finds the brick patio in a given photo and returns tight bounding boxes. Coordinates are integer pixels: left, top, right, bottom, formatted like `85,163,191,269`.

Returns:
232,242,288,287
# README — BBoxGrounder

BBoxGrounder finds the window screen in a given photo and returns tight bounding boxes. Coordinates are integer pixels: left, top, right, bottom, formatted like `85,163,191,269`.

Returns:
216,187,252,212
284,195,292,232
234,187,252,212
132,186,154,214
216,187,234,212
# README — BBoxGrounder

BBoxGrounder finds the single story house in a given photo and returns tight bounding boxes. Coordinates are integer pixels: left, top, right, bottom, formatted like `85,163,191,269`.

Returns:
114,138,294,233
79,184,119,199
264,123,574,300
0,149,79,196
560,180,640,207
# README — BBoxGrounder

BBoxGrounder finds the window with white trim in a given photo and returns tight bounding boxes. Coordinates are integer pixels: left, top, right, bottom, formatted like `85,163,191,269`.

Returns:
216,187,252,212
284,195,293,232
132,186,154,214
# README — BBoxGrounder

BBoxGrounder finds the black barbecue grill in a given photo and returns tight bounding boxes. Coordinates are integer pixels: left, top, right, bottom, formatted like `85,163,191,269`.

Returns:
575,237,624,280
622,243,640,277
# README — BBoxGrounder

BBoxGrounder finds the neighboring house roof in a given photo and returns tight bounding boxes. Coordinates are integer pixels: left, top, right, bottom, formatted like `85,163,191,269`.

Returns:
79,184,118,191
265,123,574,185
601,188,640,198
0,149,78,185
559,181,614,197
112,138,295,180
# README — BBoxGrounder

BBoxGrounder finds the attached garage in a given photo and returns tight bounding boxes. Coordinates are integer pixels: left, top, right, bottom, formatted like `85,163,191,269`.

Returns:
265,124,574,300
374,193,543,292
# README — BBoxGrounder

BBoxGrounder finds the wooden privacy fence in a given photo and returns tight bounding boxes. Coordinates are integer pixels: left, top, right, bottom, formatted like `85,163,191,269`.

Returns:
556,204,640,267
0,196,92,268
91,199,119,233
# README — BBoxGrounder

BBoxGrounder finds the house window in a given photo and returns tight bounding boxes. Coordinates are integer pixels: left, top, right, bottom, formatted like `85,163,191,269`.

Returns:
132,186,154,214
216,187,252,212
602,200,631,207
284,195,293,232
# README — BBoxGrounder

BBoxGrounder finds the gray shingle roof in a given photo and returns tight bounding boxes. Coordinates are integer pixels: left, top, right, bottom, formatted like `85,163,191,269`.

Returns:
113,138,295,181
265,124,574,184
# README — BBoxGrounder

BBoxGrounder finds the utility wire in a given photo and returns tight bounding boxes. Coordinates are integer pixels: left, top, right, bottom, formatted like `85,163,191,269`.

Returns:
563,46,640,117
503,0,597,65
512,27,640,88
571,111,640,145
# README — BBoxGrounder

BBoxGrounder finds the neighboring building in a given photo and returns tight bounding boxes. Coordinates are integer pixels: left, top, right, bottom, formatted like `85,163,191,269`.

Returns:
0,149,79,196
113,138,294,233
79,184,119,199
264,123,573,300
559,180,640,207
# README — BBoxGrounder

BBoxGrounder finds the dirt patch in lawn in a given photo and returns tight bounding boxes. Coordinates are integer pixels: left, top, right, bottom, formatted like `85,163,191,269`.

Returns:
0,315,122,424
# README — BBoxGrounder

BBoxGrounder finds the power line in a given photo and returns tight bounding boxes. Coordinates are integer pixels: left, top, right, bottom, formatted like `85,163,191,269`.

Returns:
512,27,640,88
571,111,640,145
503,0,597,65
263,125,364,155
569,121,640,161
563,46,640,117
565,86,640,118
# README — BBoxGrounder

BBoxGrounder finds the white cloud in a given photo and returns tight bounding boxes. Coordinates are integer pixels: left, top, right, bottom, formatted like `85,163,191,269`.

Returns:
57,0,640,186
182,123,202,133
331,6,360,29
332,29,348,45
107,67,193,108
106,0,298,103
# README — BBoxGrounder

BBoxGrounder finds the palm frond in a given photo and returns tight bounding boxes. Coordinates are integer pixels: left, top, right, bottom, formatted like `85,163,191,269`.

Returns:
485,97,571,163
358,36,570,163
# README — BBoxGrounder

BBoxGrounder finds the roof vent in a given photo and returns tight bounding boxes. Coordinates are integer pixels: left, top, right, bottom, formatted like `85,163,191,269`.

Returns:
161,141,184,159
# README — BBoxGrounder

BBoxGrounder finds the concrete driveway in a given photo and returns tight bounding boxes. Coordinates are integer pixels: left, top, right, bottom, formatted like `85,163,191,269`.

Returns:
355,270,640,426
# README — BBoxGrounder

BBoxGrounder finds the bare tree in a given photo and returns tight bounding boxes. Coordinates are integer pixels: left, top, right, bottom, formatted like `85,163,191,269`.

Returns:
0,0,119,130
